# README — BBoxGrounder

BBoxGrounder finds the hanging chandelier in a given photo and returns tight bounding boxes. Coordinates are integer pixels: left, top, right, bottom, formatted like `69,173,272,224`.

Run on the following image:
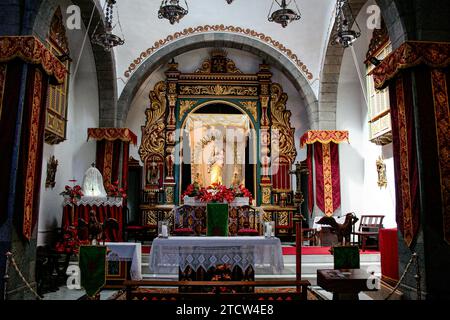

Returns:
268,0,301,28
158,0,189,25
91,0,124,51
226,0,234,3
331,0,361,48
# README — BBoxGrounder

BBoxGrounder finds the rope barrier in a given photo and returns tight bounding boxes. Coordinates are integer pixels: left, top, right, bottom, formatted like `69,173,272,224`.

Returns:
4,252,43,300
385,252,421,300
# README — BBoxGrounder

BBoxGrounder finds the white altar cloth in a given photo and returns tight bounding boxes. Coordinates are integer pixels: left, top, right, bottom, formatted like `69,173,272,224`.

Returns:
105,242,142,280
63,196,123,207
149,236,283,274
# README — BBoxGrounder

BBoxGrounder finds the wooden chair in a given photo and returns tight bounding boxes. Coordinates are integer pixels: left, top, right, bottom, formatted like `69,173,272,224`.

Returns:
124,206,153,242
302,228,318,246
352,215,385,251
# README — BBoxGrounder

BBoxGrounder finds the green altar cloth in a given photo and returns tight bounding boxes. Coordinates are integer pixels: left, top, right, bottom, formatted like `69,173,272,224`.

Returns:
79,246,107,297
207,203,229,236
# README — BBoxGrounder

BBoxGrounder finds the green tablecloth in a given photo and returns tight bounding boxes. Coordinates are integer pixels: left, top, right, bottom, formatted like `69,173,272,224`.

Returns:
207,203,229,236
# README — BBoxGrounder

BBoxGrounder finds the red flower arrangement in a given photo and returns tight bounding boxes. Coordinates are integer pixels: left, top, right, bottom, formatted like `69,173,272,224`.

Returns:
54,228,89,255
234,184,254,203
107,180,127,198
60,185,83,204
183,183,254,204
181,183,200,198
196,183,236,203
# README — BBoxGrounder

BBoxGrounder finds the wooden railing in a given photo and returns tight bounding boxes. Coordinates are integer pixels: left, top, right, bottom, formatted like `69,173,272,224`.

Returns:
123,222,307,301
123,279,311,301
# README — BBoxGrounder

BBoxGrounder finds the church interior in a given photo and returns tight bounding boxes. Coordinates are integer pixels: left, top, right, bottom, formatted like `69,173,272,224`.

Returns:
0,0,449,303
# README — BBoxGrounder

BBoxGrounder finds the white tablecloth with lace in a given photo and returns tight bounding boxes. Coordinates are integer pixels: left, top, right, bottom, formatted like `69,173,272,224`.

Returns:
105,242,142,280
149,236,284,274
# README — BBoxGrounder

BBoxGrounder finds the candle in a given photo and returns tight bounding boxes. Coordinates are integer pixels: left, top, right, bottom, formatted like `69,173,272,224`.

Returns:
162,225,168,237
266,223,272,238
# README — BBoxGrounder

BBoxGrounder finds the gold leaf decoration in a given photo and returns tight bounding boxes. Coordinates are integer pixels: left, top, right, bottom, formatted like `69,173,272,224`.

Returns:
179,85,257,96
179,100,198,118
270,83,297,164
139,81,167,162
239,100,258,120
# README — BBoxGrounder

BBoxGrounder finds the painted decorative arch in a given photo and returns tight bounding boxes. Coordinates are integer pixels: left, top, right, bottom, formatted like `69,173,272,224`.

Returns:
117,32,319,129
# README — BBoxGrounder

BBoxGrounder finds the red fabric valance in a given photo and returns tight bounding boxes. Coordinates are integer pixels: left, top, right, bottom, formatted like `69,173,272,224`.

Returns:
0,36,67,83
87,128,137,145
300,130,349,148
370,41,450,90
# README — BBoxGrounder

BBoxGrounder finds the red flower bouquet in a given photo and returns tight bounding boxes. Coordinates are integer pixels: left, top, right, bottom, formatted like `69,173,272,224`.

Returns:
197,183,236,203
234,184,254,203
182,182,254,204
60,185,83,204
107,180,127,198
181,183,200,198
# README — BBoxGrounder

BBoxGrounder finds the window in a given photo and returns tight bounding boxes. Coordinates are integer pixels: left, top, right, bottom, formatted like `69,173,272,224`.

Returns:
45,8,70,145
365,22,392,146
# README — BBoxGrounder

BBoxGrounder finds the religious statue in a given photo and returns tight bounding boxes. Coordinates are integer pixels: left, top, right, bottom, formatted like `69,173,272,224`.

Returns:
230,172,241,190
208,145,224,185
45,155,58,189
166,151,174,178
193,172,203,188
376,156,387,188
147,161,160,186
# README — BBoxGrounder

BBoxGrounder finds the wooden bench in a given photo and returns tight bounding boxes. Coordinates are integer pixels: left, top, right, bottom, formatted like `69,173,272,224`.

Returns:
123,280,311,301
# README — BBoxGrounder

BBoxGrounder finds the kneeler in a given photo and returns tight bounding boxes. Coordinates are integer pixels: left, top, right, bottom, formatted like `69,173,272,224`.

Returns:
207,203,229,236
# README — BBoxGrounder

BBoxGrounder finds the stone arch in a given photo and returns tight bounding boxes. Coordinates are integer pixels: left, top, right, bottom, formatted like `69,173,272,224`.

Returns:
117,33,319,129
318,0,406,130
33,0,117,127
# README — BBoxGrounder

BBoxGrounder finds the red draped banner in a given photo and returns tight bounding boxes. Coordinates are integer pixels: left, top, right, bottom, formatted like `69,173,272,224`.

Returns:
301,131,348,217
314,142,341,217
370,42,450,247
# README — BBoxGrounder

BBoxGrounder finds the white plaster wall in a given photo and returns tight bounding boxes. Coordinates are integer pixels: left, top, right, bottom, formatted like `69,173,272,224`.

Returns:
124,48,310,187
37,1,99,246
103,0,336,97
336,0,396,228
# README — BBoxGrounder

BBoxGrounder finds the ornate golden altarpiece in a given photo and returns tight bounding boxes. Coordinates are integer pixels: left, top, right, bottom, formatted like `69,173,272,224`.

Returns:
138,50,298,237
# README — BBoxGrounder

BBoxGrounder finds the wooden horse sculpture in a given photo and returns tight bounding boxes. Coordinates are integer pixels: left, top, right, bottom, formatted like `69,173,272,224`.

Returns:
316,213,359,245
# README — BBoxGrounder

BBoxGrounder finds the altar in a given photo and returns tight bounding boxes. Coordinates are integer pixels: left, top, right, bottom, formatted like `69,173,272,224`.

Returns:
61,196,124,241
149,236,283,289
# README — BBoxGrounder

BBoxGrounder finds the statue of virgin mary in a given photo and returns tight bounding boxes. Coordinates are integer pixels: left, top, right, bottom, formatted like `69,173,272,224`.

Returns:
82,163,107,197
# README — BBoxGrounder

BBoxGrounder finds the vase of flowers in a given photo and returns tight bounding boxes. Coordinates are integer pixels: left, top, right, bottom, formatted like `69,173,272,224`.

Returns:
60,184,83,204
60,184,84,227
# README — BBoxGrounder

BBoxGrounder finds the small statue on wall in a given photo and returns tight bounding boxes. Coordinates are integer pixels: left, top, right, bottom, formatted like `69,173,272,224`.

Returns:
376,156,388,189
147,161,160,186
45,155,58,189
